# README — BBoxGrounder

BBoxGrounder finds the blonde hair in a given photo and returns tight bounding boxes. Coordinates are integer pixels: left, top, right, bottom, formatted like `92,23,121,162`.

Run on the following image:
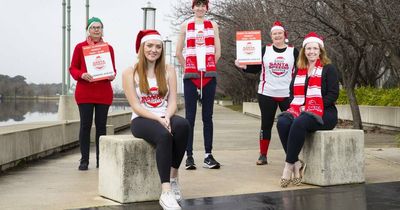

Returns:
134,43,168,97
297,43,331,69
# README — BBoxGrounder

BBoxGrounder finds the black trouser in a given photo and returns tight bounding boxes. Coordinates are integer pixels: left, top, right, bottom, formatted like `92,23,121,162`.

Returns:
184,78,216,156
131,115,189,183
258,94,290,140
276,110,337,163
78,103,110,163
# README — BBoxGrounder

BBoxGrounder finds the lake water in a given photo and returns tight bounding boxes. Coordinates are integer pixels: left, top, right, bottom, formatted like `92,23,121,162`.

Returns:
0,99,130,126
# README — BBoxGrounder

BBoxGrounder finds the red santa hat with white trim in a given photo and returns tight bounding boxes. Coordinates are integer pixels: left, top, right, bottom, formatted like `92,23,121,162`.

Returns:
302,32,324,48
135,29,163,53
270,21,288,43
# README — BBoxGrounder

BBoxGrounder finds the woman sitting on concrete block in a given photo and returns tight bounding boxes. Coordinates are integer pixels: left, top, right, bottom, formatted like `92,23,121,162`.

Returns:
276,32,339,188
122,29,190,210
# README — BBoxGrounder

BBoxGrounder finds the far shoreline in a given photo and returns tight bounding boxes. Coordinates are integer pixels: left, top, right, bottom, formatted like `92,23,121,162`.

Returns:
1,96,128,101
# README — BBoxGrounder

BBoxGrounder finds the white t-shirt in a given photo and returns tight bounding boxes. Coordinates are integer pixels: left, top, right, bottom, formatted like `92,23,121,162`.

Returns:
131,77,169,120
258,45,295,97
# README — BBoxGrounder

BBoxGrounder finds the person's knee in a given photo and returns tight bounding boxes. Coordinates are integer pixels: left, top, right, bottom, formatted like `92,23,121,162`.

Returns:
262,119,274,130
176,118,190,132
95,123,106,130
202,112,213,123
202,117,213,125
186,112,196,121
291,115,310,130
81,121,92,129
157,130,173,146
277,115,292,129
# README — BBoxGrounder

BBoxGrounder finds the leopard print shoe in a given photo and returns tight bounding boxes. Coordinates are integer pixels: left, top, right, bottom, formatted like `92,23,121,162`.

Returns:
280,177,291,188
293,160,306,186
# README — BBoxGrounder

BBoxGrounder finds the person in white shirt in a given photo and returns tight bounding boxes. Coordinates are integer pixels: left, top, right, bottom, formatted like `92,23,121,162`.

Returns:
235,21,299,166
123,29,189,210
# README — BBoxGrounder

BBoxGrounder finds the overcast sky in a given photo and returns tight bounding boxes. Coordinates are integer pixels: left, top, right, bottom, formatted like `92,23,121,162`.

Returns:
0,0,186,90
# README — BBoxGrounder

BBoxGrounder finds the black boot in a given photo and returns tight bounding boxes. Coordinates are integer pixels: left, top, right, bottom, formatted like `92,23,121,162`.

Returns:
78,159,89,170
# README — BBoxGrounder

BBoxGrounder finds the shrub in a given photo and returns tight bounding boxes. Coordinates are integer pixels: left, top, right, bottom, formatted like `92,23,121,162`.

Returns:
337,87,400,106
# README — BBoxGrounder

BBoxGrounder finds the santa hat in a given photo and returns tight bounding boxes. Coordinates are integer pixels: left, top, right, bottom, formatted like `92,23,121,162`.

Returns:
270,21,288,43
192,0,209,10
135,29,163,53
302,32,324,48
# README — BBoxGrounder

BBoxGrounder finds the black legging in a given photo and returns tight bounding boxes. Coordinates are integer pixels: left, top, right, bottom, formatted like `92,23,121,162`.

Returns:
131,115,189,183
257,94,290,140
78,103,110,163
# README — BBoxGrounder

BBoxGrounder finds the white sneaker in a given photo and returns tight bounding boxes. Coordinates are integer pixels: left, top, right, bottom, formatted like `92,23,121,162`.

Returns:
170,178,182,202
159,191,181,210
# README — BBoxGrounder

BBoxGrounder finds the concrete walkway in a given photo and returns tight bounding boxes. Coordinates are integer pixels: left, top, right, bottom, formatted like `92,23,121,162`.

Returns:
0,105,399,210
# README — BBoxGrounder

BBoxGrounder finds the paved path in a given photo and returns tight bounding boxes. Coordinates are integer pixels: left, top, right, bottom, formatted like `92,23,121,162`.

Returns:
0,105,399,210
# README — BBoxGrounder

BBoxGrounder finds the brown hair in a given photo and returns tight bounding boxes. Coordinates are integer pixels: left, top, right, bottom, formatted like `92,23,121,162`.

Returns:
297,43,331,69
134,43,168,97
192,0,209,9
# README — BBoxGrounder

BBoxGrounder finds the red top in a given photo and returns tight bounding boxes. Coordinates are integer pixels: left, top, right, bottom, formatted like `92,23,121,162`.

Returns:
69,41,116,105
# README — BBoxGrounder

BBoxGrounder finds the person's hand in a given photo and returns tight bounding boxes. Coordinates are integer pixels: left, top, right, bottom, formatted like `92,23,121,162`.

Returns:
108,74,115,81
164,116,171,133
81,73,93,82
158,116,171,133
234,60,247,70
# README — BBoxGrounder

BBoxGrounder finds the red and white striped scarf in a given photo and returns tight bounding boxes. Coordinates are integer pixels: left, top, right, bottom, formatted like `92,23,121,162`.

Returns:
184,19,217,79
287,59,324,122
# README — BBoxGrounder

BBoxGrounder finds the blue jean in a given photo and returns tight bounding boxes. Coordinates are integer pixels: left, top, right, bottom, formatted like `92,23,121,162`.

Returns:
276,110,337,163
184,78,216,156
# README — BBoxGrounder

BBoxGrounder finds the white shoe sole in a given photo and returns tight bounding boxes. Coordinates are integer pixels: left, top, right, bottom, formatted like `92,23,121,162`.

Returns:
185,165,196,170
176,196,182,202
159,200,181,210
203,163,220,169
172,190,182,202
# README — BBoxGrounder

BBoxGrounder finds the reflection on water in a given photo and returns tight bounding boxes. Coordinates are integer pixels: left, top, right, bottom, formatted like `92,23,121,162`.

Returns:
0,99,130,126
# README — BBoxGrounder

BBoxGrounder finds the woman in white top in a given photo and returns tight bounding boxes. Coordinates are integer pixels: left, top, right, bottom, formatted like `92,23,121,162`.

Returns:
123,29,189,210
235,21,298,166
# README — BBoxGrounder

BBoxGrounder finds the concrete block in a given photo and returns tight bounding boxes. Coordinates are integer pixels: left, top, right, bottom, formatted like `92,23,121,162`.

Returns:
63,120,80,144
336,105,400,129
99,135,160,203
57,95,80,120
302,129,365,186
242,102,260,117
218,100,233,106
242,102,281,118
29,125,64,154
90,125,114,143
0,132,28,165
107,111,131,131
366,106,398,127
